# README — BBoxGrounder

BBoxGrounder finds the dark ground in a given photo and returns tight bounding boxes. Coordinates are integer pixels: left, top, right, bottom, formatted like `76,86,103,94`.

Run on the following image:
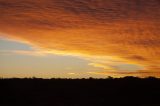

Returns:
0,76,160,106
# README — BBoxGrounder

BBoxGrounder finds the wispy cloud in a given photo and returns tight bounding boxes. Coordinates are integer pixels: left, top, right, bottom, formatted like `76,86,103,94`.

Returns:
0,50,50,56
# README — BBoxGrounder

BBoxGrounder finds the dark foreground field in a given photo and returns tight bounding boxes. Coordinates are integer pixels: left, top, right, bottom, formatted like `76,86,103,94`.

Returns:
1,77,160,106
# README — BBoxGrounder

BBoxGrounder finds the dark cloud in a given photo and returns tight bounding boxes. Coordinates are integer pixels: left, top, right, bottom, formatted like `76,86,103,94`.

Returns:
127,55,147,61
0,0,159,28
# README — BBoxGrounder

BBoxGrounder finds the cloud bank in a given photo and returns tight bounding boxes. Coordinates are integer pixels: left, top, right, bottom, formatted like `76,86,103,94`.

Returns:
0,0,160,77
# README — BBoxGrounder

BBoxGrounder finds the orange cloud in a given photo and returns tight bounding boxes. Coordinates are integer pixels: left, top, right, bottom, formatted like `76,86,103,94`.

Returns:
0,0,160,77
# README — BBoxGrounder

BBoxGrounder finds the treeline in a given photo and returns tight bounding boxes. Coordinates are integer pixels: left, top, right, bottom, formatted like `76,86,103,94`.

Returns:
0,76,159,80
0,76,160,106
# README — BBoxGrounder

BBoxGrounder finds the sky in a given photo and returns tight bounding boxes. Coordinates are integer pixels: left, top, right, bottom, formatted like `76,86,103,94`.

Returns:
0,0,160,78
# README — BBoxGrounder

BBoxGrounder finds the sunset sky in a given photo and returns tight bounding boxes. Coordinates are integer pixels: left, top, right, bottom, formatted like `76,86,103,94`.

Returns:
0,0,160,78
